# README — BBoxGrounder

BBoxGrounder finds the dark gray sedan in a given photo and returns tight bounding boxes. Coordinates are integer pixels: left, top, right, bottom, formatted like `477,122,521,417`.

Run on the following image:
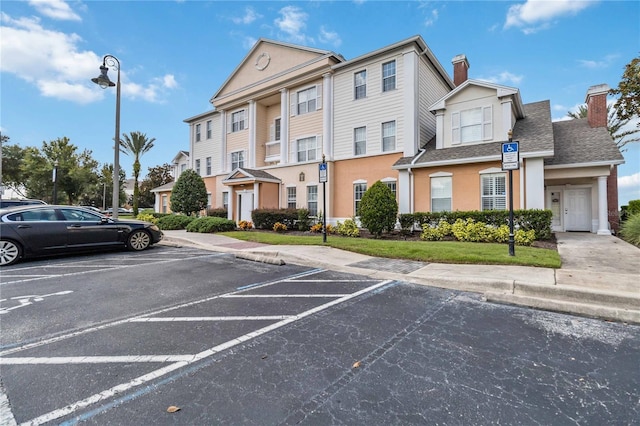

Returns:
0,205,163,266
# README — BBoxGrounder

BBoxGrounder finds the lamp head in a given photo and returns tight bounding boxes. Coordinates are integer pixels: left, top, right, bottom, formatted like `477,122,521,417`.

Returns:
91,65,115,89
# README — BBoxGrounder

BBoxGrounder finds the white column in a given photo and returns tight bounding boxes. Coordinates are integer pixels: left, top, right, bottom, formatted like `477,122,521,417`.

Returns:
280,89,289,164
398,170,412,213
248,100,256,168
253,182,260,209
220,110,227,173
227,188,234,221
596,176,611,235
322,73,333,160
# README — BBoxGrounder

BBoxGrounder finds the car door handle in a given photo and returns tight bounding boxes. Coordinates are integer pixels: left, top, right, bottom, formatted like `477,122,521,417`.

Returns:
17,225,32,228
69,224,83,228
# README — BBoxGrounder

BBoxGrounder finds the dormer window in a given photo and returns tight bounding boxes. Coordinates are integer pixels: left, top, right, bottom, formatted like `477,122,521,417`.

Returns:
452,106,492,144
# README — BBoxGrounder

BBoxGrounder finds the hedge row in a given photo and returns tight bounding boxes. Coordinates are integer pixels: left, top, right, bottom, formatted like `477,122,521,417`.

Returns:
186,217,236,233
251,208,299,230
399,209,552,240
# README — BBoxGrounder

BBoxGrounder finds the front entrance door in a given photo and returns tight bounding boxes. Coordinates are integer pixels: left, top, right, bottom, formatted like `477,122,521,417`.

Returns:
238,191,254,222
565,188,591,231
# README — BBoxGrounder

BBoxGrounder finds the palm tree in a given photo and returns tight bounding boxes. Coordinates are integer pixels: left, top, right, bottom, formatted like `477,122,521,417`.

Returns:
120,131,156,216
567,104,639,152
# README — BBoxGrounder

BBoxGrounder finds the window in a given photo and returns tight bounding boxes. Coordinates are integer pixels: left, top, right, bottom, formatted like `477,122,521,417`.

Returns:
431,176,452,212
296,137,318,162
206,157,212,175
354,70,366,99
354,183,367,216
206,120,212,139
384,181,397,197
195,159,201,175
222,192,229,210
297,86,317,115
382,60,396,92
307,185,318,216
274,118,281,141
195,124,201,142
382,121,396,152
452,106,492,144
180,164,186,173
287,187,297,209
354,127,366,156
231,110,246,132
207,193,212,209
231,151,244,170
481,173,506,211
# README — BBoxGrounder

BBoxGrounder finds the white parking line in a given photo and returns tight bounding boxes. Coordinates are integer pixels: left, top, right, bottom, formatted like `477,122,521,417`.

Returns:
221,294,350,298
0,355,195,365
131,316,295,322
22,279,393,426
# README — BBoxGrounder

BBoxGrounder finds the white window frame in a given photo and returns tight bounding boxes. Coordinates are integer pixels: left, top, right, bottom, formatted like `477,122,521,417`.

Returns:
354,126,366,156
354,70,366,100
307,185,318,216
382,60,396,92
195,124,201,142
287,186,297,209
162,195,168,213
222,192,229,210
206,120,212,139
452,106,492,144
205,157,212,175
382,121,396,152
207,193,212,209
354,182,367,216
296,136,319,163
381,178,397,198
230,151,245,170
291,85,322,116
430,175,452,212
195,159,201,175
231,109,246,133
481,172,507,211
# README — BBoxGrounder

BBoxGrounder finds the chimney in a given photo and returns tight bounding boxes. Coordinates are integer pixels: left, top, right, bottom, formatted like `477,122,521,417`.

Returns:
585,84,610,128
452,54,469,86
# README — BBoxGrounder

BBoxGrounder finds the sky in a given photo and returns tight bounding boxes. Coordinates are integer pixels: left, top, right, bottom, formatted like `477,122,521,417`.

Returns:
1,0,639,207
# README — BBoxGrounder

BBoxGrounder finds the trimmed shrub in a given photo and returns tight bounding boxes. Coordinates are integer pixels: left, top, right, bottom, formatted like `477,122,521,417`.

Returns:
238,220,253,230
310,223,323,233
207,208,228,218
136,213,158,224
186,217,236,233
620,213,640,246
336,218,360,237
170,169,208,216
252,208,298,229
297,209,311,231
157,214,195,230
358,181,398,238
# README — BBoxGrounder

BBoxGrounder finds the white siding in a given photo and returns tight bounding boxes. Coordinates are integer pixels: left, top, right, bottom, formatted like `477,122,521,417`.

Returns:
419,61,451,148
191,113,223,176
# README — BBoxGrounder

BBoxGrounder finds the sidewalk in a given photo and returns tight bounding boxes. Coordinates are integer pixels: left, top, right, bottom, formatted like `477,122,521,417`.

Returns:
160,230,640,324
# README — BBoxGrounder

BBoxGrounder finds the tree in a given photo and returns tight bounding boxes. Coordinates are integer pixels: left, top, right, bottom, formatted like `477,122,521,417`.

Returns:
358,181,398,238
139,163,173,208
610,56,640,126
170,169,207,216
1,136,29,197
120,131,156,216
567,104,640,151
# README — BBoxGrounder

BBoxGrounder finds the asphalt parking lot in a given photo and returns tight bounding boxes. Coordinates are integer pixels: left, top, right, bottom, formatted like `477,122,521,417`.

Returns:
1,246,639,425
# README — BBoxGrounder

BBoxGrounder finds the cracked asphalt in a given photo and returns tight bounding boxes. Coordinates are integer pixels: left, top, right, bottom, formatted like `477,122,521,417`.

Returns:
1,246,638,425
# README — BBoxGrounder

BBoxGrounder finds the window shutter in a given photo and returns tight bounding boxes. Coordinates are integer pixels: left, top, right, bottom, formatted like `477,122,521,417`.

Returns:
290,92,297,117
290,140,296,163
451,112,460,145
226,113,232,134
269,124,275,141
483,106,492,140
316,84,322,110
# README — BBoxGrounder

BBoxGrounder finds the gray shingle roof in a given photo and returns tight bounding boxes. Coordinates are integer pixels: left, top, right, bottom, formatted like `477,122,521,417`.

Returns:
545,118,624,166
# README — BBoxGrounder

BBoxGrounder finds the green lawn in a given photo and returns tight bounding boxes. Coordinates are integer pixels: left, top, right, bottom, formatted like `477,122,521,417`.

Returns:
219,231,562,268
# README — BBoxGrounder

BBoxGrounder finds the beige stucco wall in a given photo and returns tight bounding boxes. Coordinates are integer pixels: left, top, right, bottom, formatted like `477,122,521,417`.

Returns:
412,161,521,212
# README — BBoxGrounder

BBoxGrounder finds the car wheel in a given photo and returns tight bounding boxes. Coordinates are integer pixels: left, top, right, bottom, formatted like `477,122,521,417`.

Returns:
127,230,151,251
0,239,22,266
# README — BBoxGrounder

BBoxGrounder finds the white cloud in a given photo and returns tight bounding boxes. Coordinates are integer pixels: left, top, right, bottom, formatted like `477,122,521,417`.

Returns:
29,0,81,21
318,26,341,48
479,71,523,85
0,12,177,104
505,0,594,33
424,9,438,27
619,172,640,189
578,54,619,69
274,6,309,44
232,6,261,25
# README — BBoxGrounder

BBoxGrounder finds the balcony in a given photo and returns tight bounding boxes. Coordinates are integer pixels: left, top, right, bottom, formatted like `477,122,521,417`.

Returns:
265,141,281,163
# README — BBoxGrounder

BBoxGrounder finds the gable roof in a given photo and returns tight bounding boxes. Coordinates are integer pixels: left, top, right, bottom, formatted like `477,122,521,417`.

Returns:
171,150,189,164
150,181,175,193
222,167,281,184
430,79,525,118
211,38,345,103
393,100,554,169
546,118,624,168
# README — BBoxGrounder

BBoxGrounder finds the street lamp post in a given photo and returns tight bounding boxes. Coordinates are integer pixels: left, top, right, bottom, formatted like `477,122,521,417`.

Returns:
92,55,121,220
52,160,59,204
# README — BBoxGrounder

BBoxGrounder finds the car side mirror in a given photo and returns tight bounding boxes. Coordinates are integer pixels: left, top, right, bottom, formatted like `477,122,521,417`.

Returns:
100,217,110,224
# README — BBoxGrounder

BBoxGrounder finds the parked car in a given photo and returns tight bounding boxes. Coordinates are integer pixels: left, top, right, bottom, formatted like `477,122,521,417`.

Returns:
0,205,163,266
0,199,46,208
103,207,133,215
